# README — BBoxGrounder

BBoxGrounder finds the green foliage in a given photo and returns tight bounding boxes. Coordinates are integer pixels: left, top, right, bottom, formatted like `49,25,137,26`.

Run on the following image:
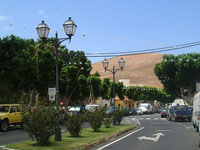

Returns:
87,107,106,132
78,75,90,100
101,78,111,99
154,53,200,98
115,108,125,125
22,104,59,146
65,114,83,137
126,86,173,103
104,117,112,128
116,82,126,100
88,76,102,100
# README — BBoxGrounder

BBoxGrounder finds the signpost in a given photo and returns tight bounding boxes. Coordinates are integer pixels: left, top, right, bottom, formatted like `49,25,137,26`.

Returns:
48,88,56,101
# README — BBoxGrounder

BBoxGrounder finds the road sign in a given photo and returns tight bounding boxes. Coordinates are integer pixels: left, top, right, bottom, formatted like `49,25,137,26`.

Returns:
49,95,55,101
48,88,56,95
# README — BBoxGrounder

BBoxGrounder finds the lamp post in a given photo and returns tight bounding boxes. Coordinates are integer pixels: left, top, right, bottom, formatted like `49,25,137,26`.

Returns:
36,17,77,141
102,57,125,125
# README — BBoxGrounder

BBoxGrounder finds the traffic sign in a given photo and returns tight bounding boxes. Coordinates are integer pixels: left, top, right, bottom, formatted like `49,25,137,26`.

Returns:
48,88,56,95
49,95,55,101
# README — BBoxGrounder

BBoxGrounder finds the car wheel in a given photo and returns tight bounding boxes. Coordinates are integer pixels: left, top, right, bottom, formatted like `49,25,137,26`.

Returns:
1,120,9,131
175,118,178,122
196,126,199,132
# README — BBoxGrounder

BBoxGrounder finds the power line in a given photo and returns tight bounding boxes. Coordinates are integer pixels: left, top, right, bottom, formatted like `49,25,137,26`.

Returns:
86,41,200,57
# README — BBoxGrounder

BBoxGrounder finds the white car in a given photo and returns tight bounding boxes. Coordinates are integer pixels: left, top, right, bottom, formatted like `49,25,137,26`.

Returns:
136,108,143,115
193,111,200,132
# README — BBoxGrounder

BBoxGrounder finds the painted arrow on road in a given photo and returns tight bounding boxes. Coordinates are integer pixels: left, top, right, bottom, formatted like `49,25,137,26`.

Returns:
137,132,164,142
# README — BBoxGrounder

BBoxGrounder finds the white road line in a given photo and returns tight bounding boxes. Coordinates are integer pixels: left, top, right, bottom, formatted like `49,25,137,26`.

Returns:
96,127,144,150
153,118,159,120
136,119,141,125
138,118,144,120
156,130,172,132
146,118,151,120
160,118,167,120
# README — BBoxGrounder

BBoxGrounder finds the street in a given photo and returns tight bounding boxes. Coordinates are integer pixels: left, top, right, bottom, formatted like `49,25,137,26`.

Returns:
0,114,199,150
91,113,200,150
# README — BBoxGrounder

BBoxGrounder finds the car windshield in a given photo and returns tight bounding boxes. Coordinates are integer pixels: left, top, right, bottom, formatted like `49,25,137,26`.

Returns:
175,106,188,110
0,106,10,112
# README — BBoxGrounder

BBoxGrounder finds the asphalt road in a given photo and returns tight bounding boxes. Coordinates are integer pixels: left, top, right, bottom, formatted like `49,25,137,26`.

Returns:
0,122,90,146
91,113,200,150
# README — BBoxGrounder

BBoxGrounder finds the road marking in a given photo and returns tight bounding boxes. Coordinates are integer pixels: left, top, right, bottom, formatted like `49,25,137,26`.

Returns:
150,123,170,125
138,132,164,142
156,130,172,132
153,118,159,120
96,127,144,150
160,118,167,120
146,118,151,120
136,119,141,125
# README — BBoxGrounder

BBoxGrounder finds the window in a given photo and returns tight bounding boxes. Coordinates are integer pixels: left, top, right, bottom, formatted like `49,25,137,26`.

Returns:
16,106,21,112
10,106,16,113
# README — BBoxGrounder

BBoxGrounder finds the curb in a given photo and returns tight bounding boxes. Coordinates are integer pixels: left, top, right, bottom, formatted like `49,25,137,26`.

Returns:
85,125,136,150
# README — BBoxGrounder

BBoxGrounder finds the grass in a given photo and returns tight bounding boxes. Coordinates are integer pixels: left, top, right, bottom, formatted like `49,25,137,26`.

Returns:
6,124,134,150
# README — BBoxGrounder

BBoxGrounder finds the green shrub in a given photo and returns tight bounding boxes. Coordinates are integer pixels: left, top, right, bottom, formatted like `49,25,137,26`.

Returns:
22,104,59,146
115,107,125,125
65,114,83,137
87,107,106,132
104,117,112,128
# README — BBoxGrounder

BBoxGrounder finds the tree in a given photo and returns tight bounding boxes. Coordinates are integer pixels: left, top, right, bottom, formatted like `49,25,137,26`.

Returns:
116,82,126,100
88,76,101,103
78,75,90,103
154,53,200,101
101,78,111,99
0,35,37,104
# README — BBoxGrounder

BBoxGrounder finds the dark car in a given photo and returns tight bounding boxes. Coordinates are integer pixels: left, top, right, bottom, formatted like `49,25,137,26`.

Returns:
124,108,136,116
160,109,168,118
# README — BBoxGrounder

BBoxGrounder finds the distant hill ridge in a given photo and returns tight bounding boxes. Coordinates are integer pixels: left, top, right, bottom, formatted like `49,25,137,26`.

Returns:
91,53,164,89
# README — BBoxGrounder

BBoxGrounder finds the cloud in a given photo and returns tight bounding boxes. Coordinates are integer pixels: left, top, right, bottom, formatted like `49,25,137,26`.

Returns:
38,10,44,16
0,15,13,22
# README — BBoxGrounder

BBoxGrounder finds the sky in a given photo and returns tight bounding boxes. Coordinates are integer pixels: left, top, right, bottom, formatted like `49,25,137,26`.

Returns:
0,0,200,63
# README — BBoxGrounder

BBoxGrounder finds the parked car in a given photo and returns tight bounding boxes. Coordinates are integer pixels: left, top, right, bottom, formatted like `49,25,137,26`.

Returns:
160,109,168,118
85,104,100,112
172,105,192,122
125,108,137,116
193,92,200,131
193,111,200,132
0,104,23,131
136,108,143,115
138,103,153,114
67,106,85,115
106,106,115,116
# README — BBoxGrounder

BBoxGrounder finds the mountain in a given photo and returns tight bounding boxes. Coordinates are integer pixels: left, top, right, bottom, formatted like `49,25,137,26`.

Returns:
91,53,164,89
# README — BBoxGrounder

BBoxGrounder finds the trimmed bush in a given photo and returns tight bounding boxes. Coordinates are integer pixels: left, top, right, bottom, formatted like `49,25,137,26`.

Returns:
87,107,106,132
104,117,112,128
22,104,59,146
65,114,83,137
115,107,125,125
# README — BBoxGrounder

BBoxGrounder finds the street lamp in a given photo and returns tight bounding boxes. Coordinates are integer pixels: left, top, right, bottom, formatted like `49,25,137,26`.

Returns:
102,57,125,125
36,17,77,141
